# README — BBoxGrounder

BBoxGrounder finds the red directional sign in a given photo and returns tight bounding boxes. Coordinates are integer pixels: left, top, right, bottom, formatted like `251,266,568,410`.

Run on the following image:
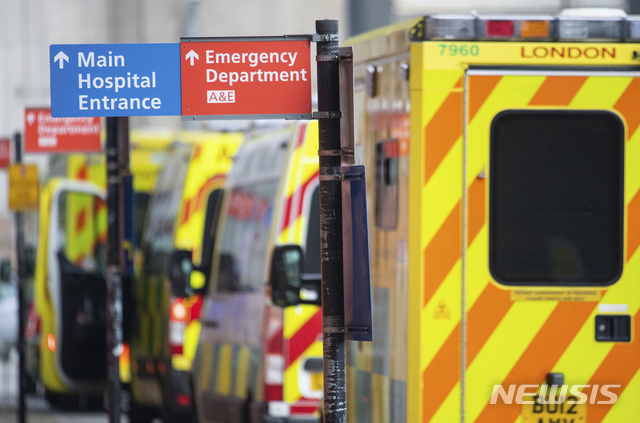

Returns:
0,139,10,168
180,39,312,119
24,107,101,153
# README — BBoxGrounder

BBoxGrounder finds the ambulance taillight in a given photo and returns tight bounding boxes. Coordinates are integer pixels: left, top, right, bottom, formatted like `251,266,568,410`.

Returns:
169,298,187,355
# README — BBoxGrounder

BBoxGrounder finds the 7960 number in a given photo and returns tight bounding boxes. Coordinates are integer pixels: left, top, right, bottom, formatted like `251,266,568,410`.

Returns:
439,44,479,56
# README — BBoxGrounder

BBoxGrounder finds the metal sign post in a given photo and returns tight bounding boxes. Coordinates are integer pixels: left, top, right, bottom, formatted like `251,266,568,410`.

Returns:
105,116,129,423
315,19,347,423
13,133,26,423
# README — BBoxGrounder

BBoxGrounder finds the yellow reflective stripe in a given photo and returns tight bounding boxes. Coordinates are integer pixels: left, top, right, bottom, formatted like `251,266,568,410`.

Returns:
284,305,319,339
199,342,214,392
183,319,201,362
407,44,426,423
431,382,460,423
568,76,632,109
421,140,462,249
465,228,489,312
172,355,191,371
370,373,389,423
420,260,461,372
602,365,640,422
234,346,251,398
465,302,557,422
216,344,233,395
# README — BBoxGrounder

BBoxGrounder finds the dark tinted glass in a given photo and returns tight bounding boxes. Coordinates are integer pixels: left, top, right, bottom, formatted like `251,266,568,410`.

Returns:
200,189,223,274
375,139,398,231
490,111,623,286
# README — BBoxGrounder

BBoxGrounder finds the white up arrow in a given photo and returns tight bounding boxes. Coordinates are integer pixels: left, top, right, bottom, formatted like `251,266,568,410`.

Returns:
54,51,69,69
185,50,199,66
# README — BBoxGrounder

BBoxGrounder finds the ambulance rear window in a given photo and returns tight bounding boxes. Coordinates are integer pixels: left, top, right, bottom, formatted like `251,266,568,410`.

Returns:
489,110,623,286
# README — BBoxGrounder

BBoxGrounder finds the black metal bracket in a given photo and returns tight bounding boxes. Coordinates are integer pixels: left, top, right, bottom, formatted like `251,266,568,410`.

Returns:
312,111,341,119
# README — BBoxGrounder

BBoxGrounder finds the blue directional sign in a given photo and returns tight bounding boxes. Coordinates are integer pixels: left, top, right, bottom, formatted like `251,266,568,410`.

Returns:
50,43,181,117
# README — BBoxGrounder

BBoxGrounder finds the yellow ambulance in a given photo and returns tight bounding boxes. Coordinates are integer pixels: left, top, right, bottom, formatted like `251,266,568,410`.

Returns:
32,131,171,407
129,131,242,423
345,10,640,423
192,121,323,423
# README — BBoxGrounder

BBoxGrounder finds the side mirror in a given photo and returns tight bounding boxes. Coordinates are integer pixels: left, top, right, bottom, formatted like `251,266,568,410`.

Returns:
168,249,193,297
0,260,10,283
269,245,303,307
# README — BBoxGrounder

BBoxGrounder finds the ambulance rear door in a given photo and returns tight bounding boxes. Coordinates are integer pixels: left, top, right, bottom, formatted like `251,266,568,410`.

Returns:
464,70,640,423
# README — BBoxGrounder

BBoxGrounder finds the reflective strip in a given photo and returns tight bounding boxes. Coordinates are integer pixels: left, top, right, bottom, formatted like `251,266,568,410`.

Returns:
528,76,587,105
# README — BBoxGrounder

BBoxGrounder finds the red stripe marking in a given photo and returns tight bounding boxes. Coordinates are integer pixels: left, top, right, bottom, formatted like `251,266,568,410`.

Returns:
422,323,460,422
528,76,588,106
77,165,88,180
468,75,502,123
424,81,463,183
75,209,86,233
295,123,307,149
192,144,202,160
285,309,322,367
474,301,597,423
627,190,640,261
424,202,461,307
613,78,640,140
291,405,319,415
180,200,191,225
586,310,640,423
279,171,319,233
267,326,283,355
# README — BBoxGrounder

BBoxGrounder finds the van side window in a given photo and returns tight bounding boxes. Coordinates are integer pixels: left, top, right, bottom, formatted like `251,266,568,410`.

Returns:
199,189,223,285
375,139,398,231
490,110,623,286
304,186,321,274
143,153,189,275
216,180,279,292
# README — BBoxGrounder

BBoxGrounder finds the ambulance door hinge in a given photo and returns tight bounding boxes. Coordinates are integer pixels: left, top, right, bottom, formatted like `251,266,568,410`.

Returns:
312,111,341,119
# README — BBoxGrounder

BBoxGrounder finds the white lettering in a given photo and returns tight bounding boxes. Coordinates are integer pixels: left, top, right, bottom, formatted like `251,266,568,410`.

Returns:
79,95,88,110
78,52,94,67
490,385,515,405
79,74,91,89
287,52,297,66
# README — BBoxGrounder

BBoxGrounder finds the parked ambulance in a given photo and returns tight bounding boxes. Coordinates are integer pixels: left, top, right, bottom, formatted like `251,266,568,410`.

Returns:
32,131,171,408
192,121,323,423
129,131,242,423
345,9,640,423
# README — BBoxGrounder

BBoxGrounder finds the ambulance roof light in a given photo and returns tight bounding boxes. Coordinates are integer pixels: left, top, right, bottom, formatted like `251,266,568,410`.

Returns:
477,16,552,40
557,17,623,41
425,15,476,40
627,17,640,41
559,8,627,18
421,13,639,42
